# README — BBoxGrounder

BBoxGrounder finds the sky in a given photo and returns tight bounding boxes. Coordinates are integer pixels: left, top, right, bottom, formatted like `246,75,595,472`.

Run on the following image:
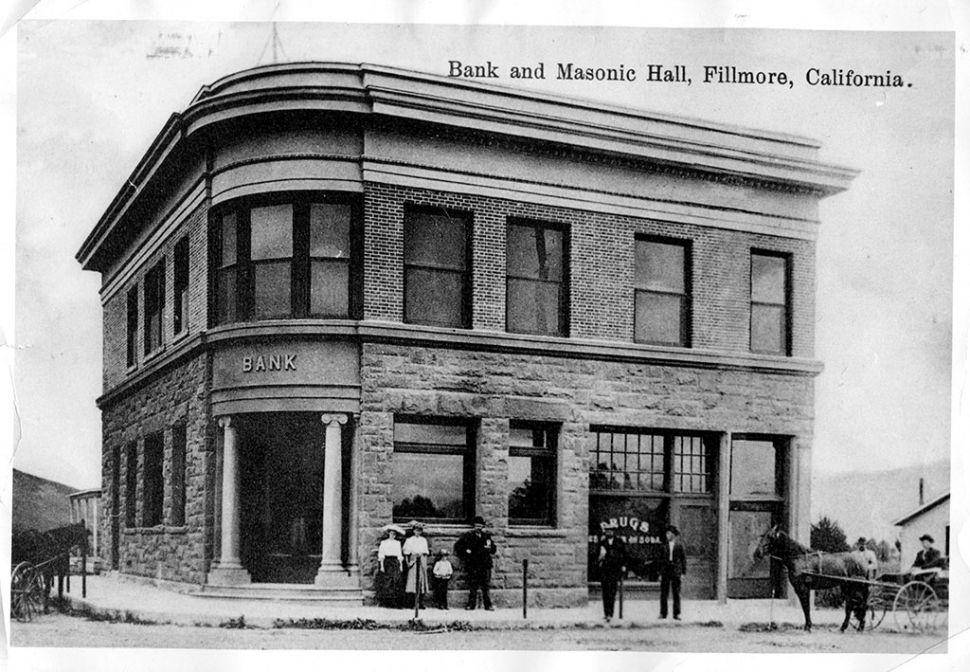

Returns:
0,2,967,671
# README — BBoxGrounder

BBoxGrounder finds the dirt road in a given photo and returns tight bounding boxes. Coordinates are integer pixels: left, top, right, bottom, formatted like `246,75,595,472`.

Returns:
9,612,948,653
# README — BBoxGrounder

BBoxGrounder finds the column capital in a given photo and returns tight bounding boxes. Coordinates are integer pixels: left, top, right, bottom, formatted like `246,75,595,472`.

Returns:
218,415,233,429
321,413,349,427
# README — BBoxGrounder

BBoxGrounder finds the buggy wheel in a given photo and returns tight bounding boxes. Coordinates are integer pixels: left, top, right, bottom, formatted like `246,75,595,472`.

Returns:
11,562,44,622
893,581,940,633
867,586,887,630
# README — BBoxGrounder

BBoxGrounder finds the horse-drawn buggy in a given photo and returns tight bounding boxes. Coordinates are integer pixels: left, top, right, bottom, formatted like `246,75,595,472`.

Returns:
10,522,89,622
866,566,949,632
756,526,948,633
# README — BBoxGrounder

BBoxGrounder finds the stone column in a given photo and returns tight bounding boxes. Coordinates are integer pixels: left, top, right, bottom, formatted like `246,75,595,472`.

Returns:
208,416,251,585
316,413,348,584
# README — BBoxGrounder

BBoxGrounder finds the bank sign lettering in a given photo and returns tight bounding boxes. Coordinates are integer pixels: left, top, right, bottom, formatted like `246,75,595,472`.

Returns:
242,354,297,372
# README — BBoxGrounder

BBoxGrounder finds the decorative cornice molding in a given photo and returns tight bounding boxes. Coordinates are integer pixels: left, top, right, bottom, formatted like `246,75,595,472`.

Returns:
79,62,857,273
97,320,823,409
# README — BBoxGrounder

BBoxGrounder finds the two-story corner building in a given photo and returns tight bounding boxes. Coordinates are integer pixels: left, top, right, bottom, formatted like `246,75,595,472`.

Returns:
76,62,855,606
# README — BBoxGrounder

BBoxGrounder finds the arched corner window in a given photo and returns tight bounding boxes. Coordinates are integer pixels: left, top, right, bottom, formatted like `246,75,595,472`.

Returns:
211,194,360,325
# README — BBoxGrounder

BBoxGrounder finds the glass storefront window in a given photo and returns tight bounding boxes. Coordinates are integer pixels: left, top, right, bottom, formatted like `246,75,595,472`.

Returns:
392,420,473,522
508,424,557,526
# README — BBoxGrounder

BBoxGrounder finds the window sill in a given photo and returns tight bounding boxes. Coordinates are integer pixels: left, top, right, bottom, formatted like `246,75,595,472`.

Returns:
172,329,190,345
126,363,138,374
123,525,188,535
505,526,568,538
143,345,166,364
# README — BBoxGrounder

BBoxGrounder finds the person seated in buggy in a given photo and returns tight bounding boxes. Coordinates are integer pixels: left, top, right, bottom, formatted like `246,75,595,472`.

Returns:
908,533,945,577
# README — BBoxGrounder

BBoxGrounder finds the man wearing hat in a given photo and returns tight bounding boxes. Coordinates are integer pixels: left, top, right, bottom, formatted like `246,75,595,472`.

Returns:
658,524,687,620
910,534,943,574
455,516,497,610
854,537,879,579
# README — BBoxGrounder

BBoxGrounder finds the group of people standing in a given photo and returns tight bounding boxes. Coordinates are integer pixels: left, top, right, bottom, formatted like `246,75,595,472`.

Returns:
375,516,497,610
595,524,687,622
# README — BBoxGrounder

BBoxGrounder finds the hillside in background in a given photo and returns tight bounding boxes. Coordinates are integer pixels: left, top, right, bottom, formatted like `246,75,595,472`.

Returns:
812,459,950,544
12,468,78,532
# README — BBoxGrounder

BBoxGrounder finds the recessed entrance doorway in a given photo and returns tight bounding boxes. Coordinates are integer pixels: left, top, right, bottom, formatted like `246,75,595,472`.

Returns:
236,413,325,583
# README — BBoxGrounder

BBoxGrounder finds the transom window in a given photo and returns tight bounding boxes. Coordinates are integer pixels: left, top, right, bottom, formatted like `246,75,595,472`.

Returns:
508,423,558,526
590,429,713,495
506,220,568,336
212,195,358,325
404,207,471,328
750,252,790,355
635,237,689,346
392,419,475,522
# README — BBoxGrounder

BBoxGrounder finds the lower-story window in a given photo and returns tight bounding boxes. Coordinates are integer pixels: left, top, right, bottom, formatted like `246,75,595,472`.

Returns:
142,432,164,527
392,418,474,523
124,441,138,528
508,422,558,526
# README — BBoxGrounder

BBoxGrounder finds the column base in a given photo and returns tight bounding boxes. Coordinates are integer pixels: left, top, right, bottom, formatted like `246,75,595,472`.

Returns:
314,563,359,589
207,563,252,586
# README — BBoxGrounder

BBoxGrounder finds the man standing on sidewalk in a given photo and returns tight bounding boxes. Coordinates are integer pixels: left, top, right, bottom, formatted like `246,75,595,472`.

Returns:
596,526,626,622
659,524,687,620
455,516,497,610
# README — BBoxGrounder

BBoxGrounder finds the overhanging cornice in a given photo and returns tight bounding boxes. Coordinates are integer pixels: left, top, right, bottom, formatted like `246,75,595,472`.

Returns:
77,61,859,273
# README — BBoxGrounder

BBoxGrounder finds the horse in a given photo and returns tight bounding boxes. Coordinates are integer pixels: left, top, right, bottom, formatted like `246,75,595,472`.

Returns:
754,526,870,632
12,522,89,612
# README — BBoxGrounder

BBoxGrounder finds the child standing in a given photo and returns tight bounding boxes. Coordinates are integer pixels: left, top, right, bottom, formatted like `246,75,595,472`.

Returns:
431,548,454,610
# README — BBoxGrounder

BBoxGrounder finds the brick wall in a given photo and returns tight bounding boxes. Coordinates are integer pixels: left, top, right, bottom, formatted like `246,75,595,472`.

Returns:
362,183,815,356
100,353,213,583
102,202,209,390
356,341,813,606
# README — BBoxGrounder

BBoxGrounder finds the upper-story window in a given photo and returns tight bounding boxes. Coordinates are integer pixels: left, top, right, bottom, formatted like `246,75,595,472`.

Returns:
750,251,790,355
635,237,690,346
212,194,358,325
173,236,189,335
404,206,471,328
126,286,138,367
144,260,165,355
506,219,568,336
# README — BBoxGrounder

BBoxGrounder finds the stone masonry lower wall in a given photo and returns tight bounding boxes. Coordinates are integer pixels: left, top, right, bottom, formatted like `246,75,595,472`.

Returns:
356,341,814,606
100,352,213,583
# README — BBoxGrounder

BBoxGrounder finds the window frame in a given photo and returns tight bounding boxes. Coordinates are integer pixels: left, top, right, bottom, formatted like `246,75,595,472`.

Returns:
126,286,138,368
143,260,165,356
505,218,569,337
403,205,472,329
173,236,190,335
142,431,165,528
507,421,559,527
391,416,476,524
210,193,362,326
749,250,792,356
589,427,716,497
634,235,691,347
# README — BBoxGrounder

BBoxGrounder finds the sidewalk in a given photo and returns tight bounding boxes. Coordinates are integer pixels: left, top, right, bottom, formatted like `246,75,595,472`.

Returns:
55,575,853,630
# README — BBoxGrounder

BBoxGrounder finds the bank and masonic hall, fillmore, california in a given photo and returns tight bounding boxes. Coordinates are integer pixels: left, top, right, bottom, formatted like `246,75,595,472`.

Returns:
76,62,855,605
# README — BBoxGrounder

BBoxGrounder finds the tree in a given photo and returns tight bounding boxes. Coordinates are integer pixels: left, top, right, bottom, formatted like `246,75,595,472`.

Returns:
810,516,850,553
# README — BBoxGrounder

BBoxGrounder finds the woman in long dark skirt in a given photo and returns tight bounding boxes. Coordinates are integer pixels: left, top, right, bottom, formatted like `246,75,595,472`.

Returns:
376,527,404,608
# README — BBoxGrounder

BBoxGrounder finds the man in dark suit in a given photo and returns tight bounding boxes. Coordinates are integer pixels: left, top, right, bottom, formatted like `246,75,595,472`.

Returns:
596,527,627,622
455,516,497,610
659,524,687,620
910,533,943,573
